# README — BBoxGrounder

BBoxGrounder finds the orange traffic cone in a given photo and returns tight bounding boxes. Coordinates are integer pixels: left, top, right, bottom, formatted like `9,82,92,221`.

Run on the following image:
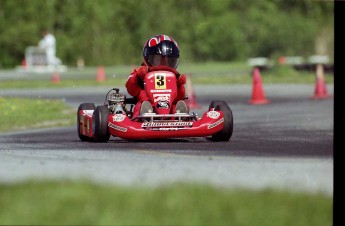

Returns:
51,72,60,84
312,64,329,99
249,67,270,104
185,73,201,109
96,65,106,82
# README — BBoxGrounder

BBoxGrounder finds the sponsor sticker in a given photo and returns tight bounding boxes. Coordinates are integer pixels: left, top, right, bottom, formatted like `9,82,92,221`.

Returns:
112,114,126,122
208,118,224,129
207,111,221,119
157,101,170,109
146,127,181,131
86,119,90,133
142,121,193,127
153,94,170,103
155,74,167,89
150,89,172,93
158,127,179,131
108,122,127,132
83,110,94,117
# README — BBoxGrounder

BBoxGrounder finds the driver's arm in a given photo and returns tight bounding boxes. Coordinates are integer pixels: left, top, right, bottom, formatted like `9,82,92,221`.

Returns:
125,66,147,97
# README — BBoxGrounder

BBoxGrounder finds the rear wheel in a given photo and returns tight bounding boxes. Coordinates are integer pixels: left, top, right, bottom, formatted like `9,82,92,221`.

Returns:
77,103,95,141
92,105,111,142
209,100,233,141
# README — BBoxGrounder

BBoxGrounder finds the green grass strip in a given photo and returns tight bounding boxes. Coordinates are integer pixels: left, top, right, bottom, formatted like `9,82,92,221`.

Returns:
0,63,333,88
0,97,75,132
0,180,332,225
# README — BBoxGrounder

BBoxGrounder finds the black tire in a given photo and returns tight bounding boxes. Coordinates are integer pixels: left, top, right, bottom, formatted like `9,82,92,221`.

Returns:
209,100,233,141
77,103,96,141
92,105,111,142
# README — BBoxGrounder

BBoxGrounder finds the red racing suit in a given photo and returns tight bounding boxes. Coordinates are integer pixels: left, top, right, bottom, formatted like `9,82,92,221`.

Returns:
125,65,186,117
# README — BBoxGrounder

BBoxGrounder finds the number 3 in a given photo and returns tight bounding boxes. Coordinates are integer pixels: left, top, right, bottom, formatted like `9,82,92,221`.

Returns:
156,75,164,86
155,75,166,89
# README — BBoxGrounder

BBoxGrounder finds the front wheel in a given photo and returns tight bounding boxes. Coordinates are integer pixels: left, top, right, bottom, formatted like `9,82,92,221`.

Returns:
92,105,111,142
77,103,95,141
209,100,233,141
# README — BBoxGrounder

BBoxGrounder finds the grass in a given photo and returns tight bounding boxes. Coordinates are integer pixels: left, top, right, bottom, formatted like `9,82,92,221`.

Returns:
0,63,334,132
0,63,334,88
0,180,332,225
0,79,126,89
0,97,75,132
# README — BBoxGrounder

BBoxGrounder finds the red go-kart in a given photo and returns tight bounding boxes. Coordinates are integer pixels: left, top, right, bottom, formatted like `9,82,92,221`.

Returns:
77,66,233,142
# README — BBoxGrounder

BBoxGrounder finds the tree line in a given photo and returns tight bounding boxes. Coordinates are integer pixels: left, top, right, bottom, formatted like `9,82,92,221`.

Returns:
0,0,334,68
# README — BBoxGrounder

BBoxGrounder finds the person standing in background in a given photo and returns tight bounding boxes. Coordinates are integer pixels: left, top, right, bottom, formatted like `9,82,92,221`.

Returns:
38,29,61,66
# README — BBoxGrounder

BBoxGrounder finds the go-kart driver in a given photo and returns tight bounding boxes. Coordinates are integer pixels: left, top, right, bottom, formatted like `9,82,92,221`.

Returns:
125,34,188,117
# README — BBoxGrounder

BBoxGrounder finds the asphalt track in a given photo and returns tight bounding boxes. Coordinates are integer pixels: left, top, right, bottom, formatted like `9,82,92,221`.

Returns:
0,84,334,195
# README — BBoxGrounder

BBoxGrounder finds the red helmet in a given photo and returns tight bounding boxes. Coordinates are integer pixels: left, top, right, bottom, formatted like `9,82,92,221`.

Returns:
143,34,180,69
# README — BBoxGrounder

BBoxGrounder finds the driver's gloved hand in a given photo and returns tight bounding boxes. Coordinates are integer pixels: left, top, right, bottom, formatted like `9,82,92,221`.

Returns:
135,66,148,80
177,74,186,86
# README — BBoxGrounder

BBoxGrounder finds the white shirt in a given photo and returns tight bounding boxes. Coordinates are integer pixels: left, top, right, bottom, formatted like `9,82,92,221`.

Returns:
39,33,56,54
38,33,60,65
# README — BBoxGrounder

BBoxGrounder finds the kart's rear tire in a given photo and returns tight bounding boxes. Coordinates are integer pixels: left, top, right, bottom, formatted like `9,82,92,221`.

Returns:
92,105,111,142
77,103,95,142
209,100,233,141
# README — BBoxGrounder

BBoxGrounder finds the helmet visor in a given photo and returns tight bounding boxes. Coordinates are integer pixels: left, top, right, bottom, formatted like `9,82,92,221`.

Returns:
148,55,179,69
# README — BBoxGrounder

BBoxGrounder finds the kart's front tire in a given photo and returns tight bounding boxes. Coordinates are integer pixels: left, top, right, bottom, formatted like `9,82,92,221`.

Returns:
92,105,111,142
209,100,233,141
77,103,95,142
